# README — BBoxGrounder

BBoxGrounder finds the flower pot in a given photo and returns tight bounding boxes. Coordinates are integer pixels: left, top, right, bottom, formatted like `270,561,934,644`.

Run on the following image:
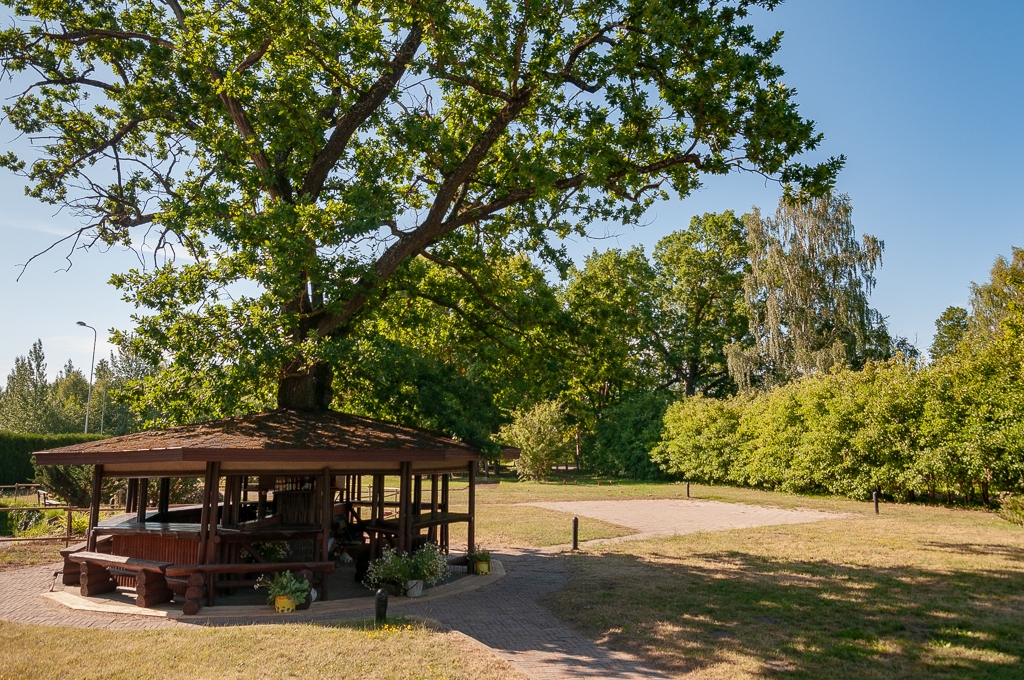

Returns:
296,587,317,611
405,579,424,598
475,560,491,575
274,595,296,613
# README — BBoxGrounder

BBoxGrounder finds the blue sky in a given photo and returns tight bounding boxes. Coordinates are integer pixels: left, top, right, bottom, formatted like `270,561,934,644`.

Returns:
2,0,1023,379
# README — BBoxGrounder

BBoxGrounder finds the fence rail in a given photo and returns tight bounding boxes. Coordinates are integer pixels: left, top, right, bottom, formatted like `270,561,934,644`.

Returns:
0,505,125,546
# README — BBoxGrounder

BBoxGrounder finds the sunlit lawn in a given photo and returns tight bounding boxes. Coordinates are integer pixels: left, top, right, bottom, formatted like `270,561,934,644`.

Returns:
0,619,528,680
543,499,1024,679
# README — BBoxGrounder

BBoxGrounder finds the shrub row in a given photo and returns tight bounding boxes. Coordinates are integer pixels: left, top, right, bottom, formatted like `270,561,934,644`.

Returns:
0,431,105,486
653,355,1024,503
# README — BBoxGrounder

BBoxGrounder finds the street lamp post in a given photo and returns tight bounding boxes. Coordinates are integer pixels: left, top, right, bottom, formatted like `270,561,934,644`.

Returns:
77,321,97,434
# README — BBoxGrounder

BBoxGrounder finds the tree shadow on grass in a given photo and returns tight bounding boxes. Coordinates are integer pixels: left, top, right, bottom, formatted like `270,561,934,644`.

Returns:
545,550,1024,679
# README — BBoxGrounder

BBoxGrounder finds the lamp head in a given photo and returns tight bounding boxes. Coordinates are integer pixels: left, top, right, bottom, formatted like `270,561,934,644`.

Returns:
76,321,87,326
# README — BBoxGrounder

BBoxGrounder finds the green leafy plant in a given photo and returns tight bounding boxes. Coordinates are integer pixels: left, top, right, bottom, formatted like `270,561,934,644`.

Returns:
466,549,491,564
255,571,310,605
410,543,451,585
363,547,413,590
365,545,451,591
998,495,1024,526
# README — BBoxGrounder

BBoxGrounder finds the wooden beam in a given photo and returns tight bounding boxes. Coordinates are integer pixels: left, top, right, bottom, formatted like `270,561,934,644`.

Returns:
87,464,103,551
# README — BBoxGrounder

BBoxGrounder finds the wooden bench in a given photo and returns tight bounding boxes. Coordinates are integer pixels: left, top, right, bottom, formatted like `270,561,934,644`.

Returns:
166,561,336,613
59,536,112,586
68,552,174,607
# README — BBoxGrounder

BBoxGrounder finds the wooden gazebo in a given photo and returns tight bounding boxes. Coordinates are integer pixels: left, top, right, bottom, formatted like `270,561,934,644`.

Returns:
34,409,502,613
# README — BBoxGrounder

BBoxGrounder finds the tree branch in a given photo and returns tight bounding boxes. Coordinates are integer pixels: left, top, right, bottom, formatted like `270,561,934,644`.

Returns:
45,29,174,49
419,249,522,328
301,25,423,199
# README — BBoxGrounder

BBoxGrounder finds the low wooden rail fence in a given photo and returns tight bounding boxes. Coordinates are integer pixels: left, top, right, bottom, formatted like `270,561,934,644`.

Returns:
0,505,125,547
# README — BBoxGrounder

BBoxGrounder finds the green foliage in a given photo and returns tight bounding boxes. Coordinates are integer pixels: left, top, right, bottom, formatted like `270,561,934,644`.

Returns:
591,391,672,480
500,400,572,481
0,431,104,486
998,495,1024,526
363,546,411,589
0,340,157,436
930,306,969,360
654,396,743,484
32,466,96,508
409,543,451,585
656,343,1024,502
0,0,838,422
728,193,891,388
651,212,750,396
256,571,310,605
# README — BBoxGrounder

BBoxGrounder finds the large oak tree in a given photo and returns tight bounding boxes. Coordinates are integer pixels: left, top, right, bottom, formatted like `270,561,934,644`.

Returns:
1,0,839,417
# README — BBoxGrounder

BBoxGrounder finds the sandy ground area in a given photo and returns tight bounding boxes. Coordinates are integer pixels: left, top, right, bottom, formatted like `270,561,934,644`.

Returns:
526,499,846,543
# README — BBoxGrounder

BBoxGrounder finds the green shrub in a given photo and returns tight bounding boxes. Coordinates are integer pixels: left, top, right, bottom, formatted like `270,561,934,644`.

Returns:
500,400,571,481
591,391,672,479
653,394,743,483
999,495,1024,526
0,431,105,486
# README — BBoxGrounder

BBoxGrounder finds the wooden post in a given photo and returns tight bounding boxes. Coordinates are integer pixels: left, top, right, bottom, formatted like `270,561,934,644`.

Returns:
413,474,422,516
158,477,171,517
204,462,221,605
429,474,439,542
441,474,449,553
320,467,333,601
198,463,214,564
125,478,138,514
87,465,103,550
320,468,332,561
397,462,410,553
136,478,149,523
467,462,476,558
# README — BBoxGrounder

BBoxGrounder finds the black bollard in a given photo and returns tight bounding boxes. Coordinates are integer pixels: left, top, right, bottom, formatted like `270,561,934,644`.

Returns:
873,491,879,514
375,588,388,625
572,516,579,551
686,482,690,498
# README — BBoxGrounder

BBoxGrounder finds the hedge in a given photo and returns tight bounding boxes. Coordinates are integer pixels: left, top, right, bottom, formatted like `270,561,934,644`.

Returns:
0,432,106,486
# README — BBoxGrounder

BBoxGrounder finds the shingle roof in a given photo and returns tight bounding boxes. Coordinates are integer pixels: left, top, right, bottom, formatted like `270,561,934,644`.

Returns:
33,409,481,466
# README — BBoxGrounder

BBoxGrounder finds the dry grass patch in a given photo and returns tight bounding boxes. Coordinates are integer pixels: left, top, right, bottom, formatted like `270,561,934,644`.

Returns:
0,619,528,680
545,502,1024,679
0,539,62,572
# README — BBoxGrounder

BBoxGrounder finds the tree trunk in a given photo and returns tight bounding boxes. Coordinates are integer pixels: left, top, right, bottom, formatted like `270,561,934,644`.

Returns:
684,359,698,397
277,361,334,411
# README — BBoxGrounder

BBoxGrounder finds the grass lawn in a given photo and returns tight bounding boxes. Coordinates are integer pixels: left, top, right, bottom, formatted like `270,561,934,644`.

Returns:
447,499,635,548
0,619,528,680
544,499,1024,679
0,539,63,572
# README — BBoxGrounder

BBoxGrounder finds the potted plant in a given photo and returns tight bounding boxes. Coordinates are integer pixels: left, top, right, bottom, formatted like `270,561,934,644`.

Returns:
468,549,491,575
256,571,310,613
364,547,412,596
407,543,450,597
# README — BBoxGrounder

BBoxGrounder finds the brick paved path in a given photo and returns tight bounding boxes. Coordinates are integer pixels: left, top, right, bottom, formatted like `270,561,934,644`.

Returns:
0,552,666,679
397,550,669,680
